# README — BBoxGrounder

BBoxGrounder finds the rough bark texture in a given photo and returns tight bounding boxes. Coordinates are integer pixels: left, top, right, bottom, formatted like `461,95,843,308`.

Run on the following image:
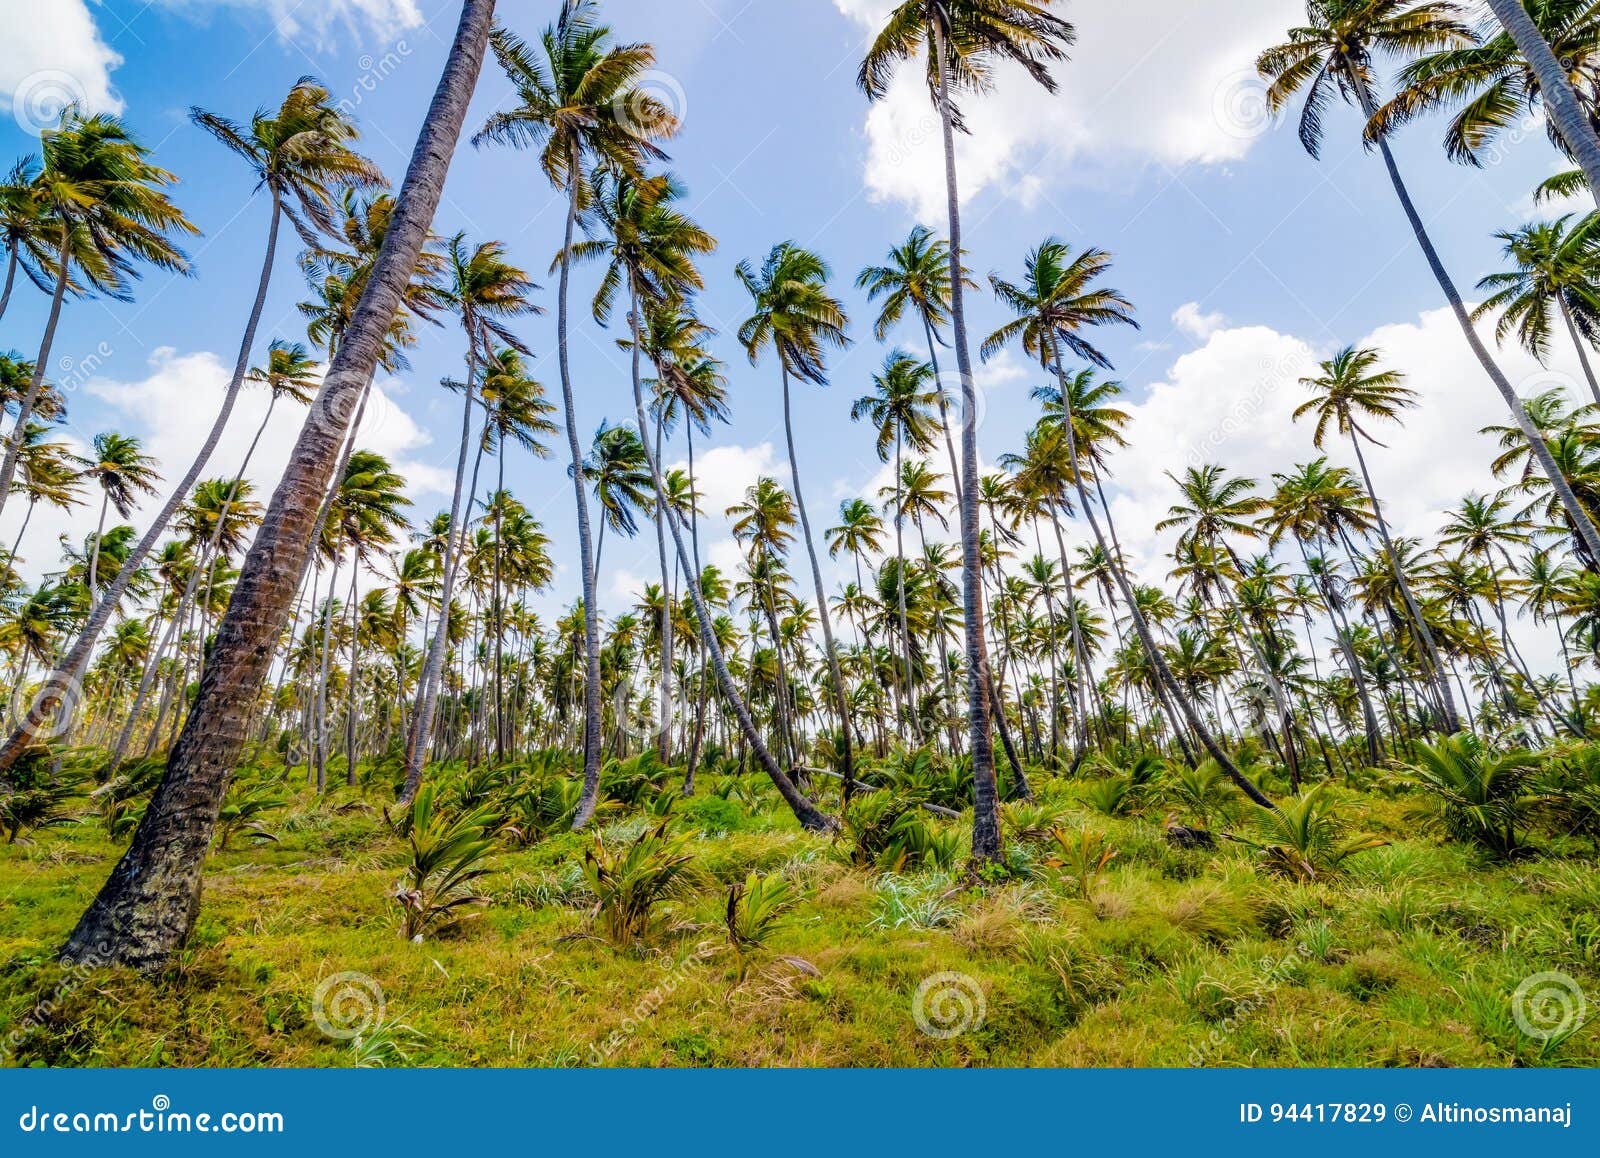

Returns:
60,0,497,971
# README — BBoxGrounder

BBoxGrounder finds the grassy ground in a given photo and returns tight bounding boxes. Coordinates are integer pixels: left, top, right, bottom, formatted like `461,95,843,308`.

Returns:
2,765,1598,1068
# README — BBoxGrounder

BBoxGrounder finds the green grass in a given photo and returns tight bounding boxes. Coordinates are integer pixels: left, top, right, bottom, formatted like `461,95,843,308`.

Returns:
1,766,1596,1068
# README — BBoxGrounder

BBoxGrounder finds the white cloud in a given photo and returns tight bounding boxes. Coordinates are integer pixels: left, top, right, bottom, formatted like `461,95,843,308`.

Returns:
1173,301,1228,342
0,0,123,132
834,0,1300,216
151,0,423,42
670,441,779,527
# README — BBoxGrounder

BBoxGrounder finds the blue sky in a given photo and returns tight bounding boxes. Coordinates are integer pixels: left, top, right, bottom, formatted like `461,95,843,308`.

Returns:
0,0,1587,641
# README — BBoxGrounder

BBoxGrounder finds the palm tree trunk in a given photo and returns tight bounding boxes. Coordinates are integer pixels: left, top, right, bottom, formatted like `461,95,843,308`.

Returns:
58,0,498,971
87,493,109,607
625,314,832,832
1356,80,1600,563
1557,294,1600,407
0,190,286,779
1346,429,1459,732
0,246,17,323
556,148,605,829
892,430,918,738
403,367,481,802
931,17,1001,862
0,231,70,518
1483,0,1600,208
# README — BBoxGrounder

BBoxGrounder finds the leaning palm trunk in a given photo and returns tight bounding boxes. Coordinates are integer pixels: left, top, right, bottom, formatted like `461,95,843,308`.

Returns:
1556,295,1600,407
0,190,285,780
779,366,856,793
1356,79,1600,564
626,309,832,832
401,360,480,804
1483,0,1600,209
1047,333,1275,809
931,20,1003,862
59,0,497,971
0,232,70,517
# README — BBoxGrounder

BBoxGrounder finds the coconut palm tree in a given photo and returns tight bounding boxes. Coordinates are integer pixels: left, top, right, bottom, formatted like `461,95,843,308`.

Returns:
0,157,57,324
475,0,677,823
61,0,499,970
7,426,83,564
851,350,940,733
986,242,1275,807
0,108,195,518
1473,215,1600,405
857,225,973,494
1258,0,1600,563
736,242,858,793
74,434,160,607
857,0,1075,861
1294,345,1460,731
402,235,539,803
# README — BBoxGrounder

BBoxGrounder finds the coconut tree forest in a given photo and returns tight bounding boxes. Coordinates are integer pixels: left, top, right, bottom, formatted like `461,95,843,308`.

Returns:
1,0,1599,1067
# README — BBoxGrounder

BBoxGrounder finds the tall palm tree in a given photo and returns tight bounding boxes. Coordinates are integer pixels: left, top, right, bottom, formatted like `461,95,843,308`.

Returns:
0,157,57,324
403,235,539,803
986,242,1275,806
857,225,972,494
859,0,1076,861
1294,344,1460,731
7,426,82,564
74,433,160,607
1258,0,1600,563
570,167,714,766
0,82,382,778
61,0,499,970
736,242,858,793
851,349,940,732
0,108,195,518
1473,215,1600,405
475,0,677,824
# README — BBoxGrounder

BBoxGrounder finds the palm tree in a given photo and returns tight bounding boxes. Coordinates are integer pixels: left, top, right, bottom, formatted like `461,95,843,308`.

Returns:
858,0,1075,862
986,242,1275,807
74,434,160,607
0,108,196,518
1258,0,1600,563
851,350,940,732
1294,345,1460,731
61,0,499,971
475,0,677,825
569,167,714,766
583,422,653,574
857,225,972,493
1481,0,1600,200
7,426,83,564
1473,215,1600,405
0,157,56,324
0,82,383,779
736,242,858,794
403,235,539,803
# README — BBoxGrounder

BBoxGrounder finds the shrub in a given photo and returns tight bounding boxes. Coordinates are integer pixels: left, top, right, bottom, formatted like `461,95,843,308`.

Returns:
681,793,744,836
392,785,497,942
1046,826,1118,899
0,746,79,843
1166,759,1236,828
725,872,797,977
1238,786,1386,882
842,793,959,871
1403,734,1541,855
213,787,284,851
581,821,696,948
